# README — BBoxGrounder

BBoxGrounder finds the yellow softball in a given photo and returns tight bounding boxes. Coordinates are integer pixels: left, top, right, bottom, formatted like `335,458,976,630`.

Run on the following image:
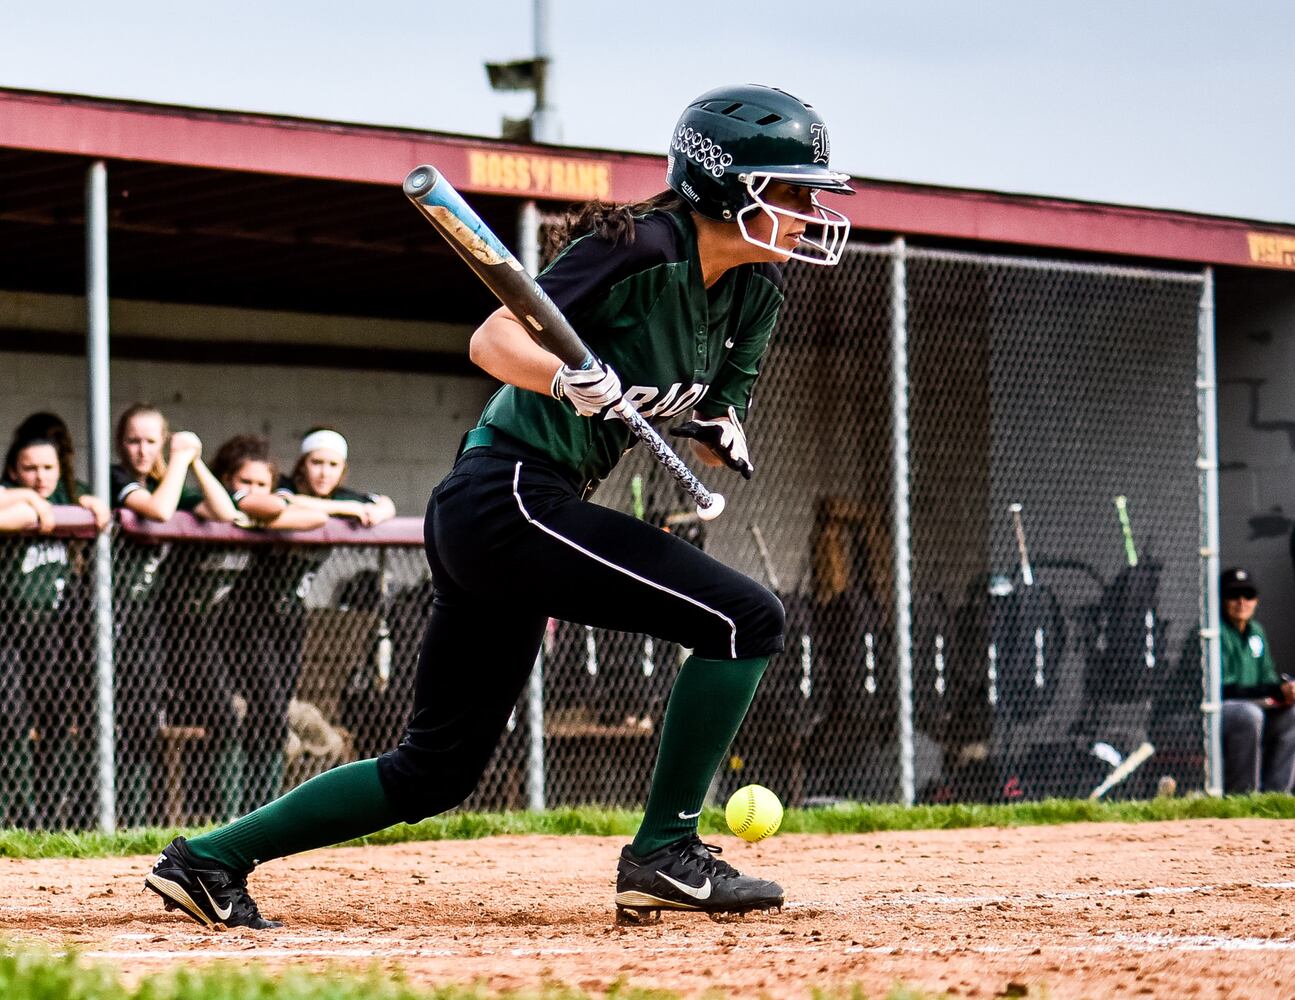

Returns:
725,784,783,842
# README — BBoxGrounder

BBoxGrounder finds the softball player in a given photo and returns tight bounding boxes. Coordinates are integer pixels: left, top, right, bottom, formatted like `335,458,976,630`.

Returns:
112,404,237,525
7,413,110,530
145,84,853,929
2,436,95,826
110,405,237,825
277,428,397,525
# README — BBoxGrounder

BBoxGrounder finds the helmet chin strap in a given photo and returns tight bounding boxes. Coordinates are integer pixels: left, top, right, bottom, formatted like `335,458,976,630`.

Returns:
735,175,851,266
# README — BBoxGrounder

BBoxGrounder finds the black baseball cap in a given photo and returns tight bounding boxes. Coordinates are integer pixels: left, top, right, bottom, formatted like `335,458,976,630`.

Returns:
1220,567,1258,599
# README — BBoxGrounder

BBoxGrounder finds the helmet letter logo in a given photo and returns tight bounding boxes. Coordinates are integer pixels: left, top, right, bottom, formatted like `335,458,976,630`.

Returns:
810,123,830,165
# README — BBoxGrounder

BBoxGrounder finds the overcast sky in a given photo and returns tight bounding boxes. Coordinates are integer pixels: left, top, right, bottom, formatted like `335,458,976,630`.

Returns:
3,1,1291,223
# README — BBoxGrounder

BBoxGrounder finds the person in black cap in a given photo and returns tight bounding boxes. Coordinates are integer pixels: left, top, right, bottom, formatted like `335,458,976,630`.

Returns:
1219,567,1295,793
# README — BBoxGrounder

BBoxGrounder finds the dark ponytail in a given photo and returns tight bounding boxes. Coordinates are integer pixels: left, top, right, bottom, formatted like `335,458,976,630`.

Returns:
542,190,687,267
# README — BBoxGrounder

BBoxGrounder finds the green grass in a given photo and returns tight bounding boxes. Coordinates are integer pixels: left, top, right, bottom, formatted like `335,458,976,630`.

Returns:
1,793,1292,860
0,945,931,1000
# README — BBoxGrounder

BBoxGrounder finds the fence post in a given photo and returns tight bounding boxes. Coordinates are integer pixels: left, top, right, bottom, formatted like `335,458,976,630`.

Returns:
86,160,117,831
890,238,915,806
518,198,547,810
1197,266,1222,796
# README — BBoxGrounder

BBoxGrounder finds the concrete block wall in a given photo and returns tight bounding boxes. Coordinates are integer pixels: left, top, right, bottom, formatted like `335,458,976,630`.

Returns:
1216,270,1295,663
1,349,496,515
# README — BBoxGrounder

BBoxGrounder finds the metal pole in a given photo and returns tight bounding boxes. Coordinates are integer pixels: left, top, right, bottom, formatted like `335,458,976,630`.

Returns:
530,0,557,144
86,161,117,830
890,238,915,805
1197,267,1222,796
518,197,547,809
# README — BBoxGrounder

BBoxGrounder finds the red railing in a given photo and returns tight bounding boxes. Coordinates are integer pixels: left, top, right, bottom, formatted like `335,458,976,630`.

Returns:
8,508,426,545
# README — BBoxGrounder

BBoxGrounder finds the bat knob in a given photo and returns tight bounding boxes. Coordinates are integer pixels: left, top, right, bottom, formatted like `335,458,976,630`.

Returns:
403,165,441,197
697,493,726,522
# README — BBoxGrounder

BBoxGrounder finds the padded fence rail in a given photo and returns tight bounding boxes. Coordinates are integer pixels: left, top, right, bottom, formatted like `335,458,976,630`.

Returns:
0,247,1209,829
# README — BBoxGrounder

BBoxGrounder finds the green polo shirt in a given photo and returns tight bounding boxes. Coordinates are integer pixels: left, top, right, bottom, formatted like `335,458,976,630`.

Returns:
1221,618,1281,694
476,209,784,485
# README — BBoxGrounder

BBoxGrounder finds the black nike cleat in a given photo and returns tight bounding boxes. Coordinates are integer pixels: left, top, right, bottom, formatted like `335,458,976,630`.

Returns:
144,836,281,930
615,835,783,920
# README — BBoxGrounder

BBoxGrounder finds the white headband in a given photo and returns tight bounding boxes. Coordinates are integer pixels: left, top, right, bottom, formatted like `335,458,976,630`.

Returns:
300,429,348,459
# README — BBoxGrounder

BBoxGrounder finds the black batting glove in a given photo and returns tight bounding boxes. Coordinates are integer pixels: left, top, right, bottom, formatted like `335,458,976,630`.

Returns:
670,405,754,480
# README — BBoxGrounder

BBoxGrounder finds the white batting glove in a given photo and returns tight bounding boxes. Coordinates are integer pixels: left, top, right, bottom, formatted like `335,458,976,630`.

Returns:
670,405,754,479
551,358,622,418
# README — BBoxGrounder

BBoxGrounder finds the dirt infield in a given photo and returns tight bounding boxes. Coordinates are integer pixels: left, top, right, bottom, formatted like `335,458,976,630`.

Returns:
3,818,1294,998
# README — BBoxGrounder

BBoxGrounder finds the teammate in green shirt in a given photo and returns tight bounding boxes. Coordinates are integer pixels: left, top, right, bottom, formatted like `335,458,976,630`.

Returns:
1,434,96,826
1218,567,1295,793
7,412,110,530
276,428,397,525
111,404,239,825
145,83,854,929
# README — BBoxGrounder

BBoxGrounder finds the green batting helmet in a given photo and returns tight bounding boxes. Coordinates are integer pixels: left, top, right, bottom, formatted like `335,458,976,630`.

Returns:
666,84,853,222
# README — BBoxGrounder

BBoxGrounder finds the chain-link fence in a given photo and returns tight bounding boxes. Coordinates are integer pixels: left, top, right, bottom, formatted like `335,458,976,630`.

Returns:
2,245,1210,830
570,243,1208,809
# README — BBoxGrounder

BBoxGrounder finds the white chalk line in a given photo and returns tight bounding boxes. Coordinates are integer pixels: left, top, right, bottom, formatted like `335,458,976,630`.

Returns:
77,932,1295,964
787,879,1295,909
37,880,1295,965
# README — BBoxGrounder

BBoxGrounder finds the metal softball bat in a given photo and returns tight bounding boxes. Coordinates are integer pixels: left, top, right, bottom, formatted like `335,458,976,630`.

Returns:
402,164,725,521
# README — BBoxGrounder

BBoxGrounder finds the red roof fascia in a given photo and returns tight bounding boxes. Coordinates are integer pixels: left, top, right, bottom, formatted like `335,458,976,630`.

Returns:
3,89,1294,271
0,89,665,199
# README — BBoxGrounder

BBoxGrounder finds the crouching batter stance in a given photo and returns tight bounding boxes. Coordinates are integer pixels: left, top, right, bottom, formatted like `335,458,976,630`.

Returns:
144,83,853,928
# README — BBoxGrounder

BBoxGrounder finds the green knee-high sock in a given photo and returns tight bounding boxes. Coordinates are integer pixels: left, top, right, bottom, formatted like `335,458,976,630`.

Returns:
187,758,403,872
631,654,768,857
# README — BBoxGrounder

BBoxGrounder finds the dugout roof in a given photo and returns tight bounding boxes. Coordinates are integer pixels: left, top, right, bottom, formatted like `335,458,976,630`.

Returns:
2,87,1294,333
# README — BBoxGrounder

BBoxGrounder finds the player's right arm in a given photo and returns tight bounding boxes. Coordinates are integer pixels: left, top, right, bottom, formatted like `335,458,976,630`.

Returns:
118,433,200,522
0,486,54,532
234,491,329,531
471,307,621,418
189,456,239,523
469,307,563,395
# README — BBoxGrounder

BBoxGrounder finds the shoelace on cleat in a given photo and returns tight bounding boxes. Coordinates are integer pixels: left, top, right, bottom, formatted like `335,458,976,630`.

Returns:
675,838,740,881
205,865,267,924
227,876,269,922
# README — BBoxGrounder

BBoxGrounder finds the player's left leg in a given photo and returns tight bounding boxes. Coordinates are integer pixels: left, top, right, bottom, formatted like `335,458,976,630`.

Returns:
146,585,544,929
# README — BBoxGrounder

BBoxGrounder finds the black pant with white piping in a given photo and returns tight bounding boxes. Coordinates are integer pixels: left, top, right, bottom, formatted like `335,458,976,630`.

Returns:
375,434,784,823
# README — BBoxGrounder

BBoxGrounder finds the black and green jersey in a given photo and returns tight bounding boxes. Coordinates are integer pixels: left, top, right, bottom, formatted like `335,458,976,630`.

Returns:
110,463,204,513
477,209,784,485
110,465,204,602
49,479,89,505
0,536,69,610
274,476,380,505
0,477,68,609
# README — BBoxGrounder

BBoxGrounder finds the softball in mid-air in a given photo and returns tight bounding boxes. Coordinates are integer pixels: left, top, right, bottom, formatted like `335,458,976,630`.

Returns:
725,784,783,842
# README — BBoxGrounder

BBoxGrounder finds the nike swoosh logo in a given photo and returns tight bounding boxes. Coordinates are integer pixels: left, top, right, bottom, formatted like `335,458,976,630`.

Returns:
200,882,233,922
677,809,702,820
659,872,712,900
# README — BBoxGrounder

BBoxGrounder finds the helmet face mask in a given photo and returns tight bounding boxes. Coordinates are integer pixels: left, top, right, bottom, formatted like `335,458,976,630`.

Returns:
666,84,853,266
736,173,851,266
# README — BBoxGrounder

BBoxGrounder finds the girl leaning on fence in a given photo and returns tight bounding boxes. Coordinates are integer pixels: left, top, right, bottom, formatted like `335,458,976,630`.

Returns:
0,434,99,827
109,404,239,826
171,435,329,822
8,412,110,530
277,427,396,526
